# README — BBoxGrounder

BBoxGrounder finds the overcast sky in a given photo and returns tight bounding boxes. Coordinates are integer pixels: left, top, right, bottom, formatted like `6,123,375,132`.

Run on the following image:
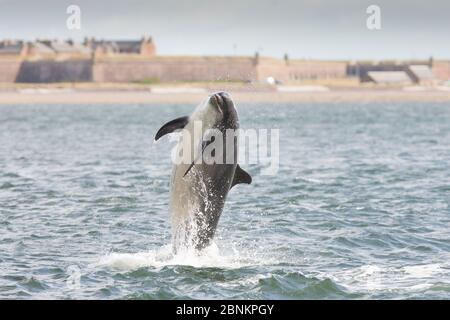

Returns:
0,0,448,60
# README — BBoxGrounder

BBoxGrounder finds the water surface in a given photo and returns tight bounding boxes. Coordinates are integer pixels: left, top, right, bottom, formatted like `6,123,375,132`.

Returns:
1,102,450,299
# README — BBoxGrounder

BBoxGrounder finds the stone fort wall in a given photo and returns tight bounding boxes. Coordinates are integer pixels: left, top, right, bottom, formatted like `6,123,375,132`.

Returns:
15,60,92,83
93,56,349,83
287,60,348,80
0,56,23,82
93,56,258,82
0,54,448,83
432,61,450,81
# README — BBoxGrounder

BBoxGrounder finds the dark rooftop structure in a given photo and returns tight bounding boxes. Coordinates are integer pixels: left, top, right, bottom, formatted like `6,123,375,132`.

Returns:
84,37,155,55
0,40,24,55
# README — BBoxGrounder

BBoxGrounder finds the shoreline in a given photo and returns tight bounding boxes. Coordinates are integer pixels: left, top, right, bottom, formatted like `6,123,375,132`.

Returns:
1,87,450,104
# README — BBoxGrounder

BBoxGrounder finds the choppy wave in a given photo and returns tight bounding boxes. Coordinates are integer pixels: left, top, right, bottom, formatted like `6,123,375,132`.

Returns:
1,102,450,299
329,263,450,294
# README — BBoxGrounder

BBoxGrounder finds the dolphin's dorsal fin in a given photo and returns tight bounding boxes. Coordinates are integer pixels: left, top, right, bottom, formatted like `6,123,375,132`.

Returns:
230,165,252,189
155,116,189,141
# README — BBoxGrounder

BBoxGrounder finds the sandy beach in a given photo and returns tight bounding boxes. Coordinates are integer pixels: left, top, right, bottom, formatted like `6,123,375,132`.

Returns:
1,84,450,104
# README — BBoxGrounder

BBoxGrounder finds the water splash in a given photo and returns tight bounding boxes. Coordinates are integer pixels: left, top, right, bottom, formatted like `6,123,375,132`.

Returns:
97,241,273,271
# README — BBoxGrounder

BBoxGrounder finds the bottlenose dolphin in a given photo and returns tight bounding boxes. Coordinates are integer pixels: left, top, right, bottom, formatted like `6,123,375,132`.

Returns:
155,92,252,250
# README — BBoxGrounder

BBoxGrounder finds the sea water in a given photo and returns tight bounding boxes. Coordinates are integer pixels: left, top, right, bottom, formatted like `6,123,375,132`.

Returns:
0,102,449,299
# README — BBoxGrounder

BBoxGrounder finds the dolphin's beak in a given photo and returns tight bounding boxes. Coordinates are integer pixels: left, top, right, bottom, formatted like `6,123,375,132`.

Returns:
210,92,231,114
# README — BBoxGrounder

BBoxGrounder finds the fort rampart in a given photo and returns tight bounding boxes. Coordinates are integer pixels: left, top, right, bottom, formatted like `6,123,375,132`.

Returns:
15,60,92,83
93,56,258,82
0,39,448,84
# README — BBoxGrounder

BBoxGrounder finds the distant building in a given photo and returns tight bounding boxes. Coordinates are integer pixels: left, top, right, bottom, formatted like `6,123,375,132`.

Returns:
0,40,25,55
22,41,54,60
0,37,449,84
85,37,156,58
348,59,442,85
406,65,436,85
19,40,92,60
367,71,412,85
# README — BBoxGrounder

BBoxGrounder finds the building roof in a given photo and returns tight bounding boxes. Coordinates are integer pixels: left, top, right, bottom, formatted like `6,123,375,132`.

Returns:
89,40,142,53
408,65,435,80
33,42,55,54
70,42,92,55
114,40,141,53
49,41,80,53
0,41,23,54
46,41,92,55
368,71,411,83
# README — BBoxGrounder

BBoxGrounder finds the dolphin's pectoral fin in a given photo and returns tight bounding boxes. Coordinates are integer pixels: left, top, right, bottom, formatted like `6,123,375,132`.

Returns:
155,116,189,141
230,165,252,189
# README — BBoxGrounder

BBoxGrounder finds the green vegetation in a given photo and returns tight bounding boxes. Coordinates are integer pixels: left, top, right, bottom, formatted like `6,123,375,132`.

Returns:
134,77,160,84
173,79,247,84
